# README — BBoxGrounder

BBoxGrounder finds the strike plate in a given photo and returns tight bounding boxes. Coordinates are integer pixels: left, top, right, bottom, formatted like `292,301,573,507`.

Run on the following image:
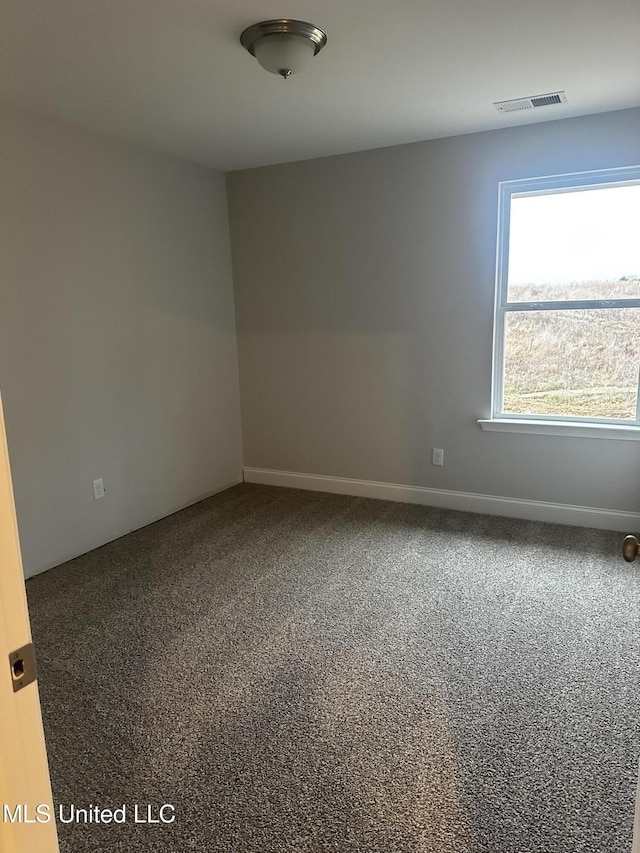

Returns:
9,642,37,693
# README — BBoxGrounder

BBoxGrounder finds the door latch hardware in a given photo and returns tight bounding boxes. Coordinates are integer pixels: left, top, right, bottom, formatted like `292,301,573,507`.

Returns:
9,642,37,692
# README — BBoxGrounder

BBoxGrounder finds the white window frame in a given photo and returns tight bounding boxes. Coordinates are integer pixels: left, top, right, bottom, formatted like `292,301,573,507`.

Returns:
479,164,640,440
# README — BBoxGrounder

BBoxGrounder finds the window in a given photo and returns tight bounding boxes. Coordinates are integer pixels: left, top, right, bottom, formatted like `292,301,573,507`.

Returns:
488,166,640,435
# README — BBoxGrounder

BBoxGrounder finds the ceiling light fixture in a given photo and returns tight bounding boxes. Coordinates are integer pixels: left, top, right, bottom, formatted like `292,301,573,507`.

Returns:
240,19,327,79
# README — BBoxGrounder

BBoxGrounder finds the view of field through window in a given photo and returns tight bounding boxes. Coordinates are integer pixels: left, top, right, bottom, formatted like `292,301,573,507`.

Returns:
502,183,640,420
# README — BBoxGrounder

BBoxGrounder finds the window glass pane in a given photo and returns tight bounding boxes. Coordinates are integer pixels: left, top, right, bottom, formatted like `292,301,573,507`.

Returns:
507,184,640,302
502,308,640,419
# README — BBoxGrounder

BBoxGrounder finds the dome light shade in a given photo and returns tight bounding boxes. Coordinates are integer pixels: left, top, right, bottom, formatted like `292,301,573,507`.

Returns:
253,34,315,77
240,20,327,79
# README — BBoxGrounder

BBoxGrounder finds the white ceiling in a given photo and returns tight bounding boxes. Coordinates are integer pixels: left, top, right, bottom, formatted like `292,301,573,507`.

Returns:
1,0,639,172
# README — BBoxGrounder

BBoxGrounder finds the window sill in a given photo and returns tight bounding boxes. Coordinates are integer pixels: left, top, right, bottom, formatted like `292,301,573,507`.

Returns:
478,418,640,440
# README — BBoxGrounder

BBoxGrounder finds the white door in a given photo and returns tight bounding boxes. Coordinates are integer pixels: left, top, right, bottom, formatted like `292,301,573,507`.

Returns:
0,392,59,852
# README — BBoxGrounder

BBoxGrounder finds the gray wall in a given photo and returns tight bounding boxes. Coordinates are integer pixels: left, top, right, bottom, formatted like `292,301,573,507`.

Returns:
0,106,242,577
228,108,640,513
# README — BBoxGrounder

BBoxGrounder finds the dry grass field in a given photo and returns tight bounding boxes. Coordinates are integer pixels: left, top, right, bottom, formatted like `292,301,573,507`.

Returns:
503,280,640,419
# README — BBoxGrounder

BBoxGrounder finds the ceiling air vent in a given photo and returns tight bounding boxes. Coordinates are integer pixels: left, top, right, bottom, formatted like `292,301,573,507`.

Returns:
494,91,567,113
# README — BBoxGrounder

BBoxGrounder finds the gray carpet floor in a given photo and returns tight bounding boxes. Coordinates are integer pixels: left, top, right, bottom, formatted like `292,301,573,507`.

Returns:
26,483,640,852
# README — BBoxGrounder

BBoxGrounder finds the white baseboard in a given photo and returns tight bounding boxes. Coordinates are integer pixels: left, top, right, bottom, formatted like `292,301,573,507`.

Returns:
243,467,640,533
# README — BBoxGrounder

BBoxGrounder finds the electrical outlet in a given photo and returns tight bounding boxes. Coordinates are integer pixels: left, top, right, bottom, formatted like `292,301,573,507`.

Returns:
92,478,105,500
432,448,444,467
